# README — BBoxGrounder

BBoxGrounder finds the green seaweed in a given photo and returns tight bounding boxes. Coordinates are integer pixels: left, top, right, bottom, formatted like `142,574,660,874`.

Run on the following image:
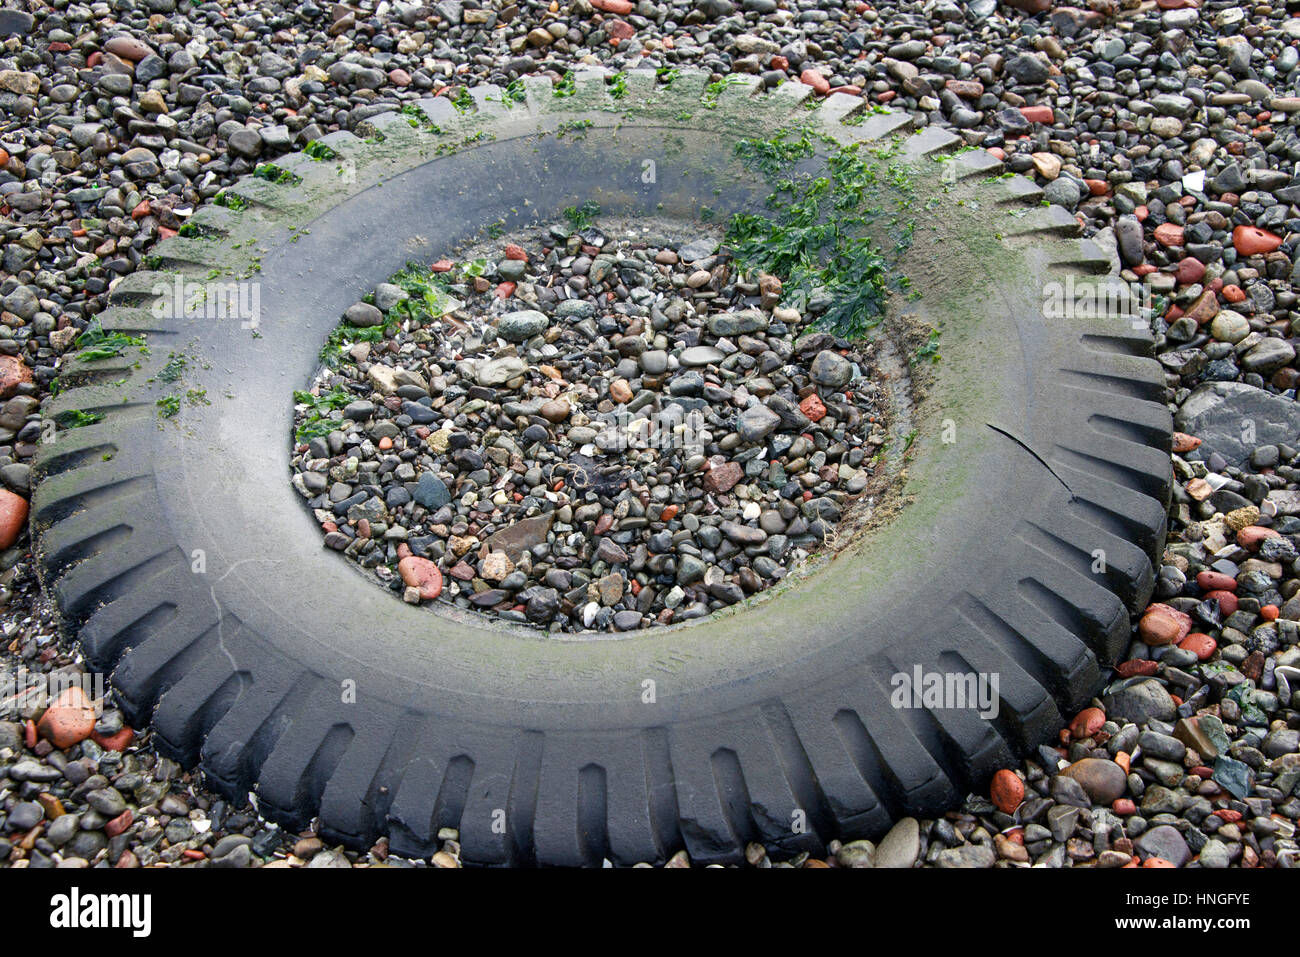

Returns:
304,140,338,160
293,386,352,440
724,129,916,340
56,409,104,429
563,201,601,231
254,163,302,185
75,318,146,361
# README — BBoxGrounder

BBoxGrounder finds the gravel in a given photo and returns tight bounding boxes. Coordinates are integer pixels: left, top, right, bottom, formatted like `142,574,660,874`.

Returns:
1,0,1298,867
290,225,889,632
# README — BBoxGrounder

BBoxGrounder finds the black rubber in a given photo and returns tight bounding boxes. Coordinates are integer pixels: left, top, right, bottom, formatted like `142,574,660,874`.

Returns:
30,70,1173,865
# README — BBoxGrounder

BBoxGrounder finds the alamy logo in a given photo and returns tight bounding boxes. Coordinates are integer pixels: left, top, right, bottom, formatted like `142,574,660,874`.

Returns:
150,276,261,329
1041,275,1154,329
49,888,151,937
1,668,104,719
593,408,707,455
890,666,1000,718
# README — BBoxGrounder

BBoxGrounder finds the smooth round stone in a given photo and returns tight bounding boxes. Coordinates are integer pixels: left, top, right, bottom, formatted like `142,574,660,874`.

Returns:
345,302,384,327
398,556,443,600
1058,757,1128,804
737,404,781,442
639,350,669,374
810,350,852,387
679,346,725,367
539,399,570,422
1209,310,1249,343
497,309,549,342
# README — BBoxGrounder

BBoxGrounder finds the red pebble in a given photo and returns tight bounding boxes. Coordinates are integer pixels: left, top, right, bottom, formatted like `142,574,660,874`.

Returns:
800,393,827,422
1153,223,1184,247
1233,225,1283,256
1176,257,1205,284
92,727,135,752
1069,707,1106,740
105,809,133,838
1178,633,1216,661
1237,525,1279,551
398,556,444,600
990,769,1024,813
1116,659,1159,677
1205,590,1238,615
607,19,635,40
1196,570,1236,592
1112,799,1137,815
1138,602,1192,646
800,69,830,96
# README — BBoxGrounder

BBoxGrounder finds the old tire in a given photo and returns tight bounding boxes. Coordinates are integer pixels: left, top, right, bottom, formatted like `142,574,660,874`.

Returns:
31,71,1172,866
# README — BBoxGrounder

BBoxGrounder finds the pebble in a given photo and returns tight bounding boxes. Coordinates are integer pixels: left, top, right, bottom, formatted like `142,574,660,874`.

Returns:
35,687,96,750
296,225,891,633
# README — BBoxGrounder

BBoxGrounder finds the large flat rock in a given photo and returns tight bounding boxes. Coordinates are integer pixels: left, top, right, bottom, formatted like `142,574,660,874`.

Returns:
1173,381,1300,467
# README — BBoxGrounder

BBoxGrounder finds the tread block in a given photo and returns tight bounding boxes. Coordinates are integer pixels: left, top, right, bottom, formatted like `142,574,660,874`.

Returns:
837,676,962,820
386,718,494,859
314,703,406,847
781,691,893,839
845,109,912,143
252,682,356,830
965,589,1099,713
951,147,1002,178
1047,237,1113,273
150,648,248,764
898,124,961,161
983,171,1043,204
811,90,864,127
1002,204,1081,237
200,662,305,789
441,727,541,866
